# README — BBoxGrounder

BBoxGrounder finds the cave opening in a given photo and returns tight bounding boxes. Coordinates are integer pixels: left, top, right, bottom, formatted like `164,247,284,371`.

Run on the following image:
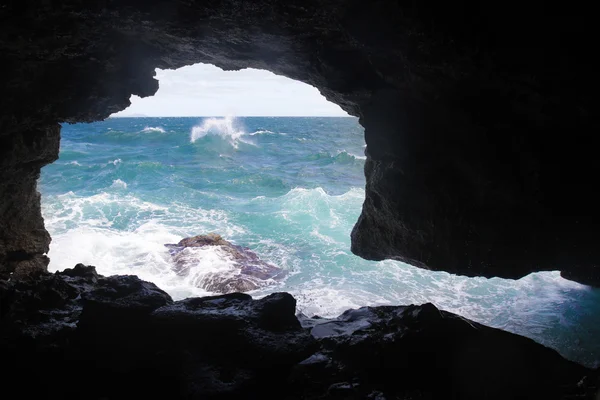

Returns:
37,63,600,368
2,2,600,396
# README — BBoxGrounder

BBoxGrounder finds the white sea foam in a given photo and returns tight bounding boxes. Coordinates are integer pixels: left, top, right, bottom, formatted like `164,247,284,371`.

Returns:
334,150,366,161
190,116,254,148
142,126,166,133
111,179,128,189
67,161,82,166
248,129,274,135
177,246,246,290
248,129,287,136
339,150,366,160
109,158,122,165
43,193,248,299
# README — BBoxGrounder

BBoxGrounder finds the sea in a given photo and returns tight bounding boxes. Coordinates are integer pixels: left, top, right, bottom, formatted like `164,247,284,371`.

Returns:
39,116,600,367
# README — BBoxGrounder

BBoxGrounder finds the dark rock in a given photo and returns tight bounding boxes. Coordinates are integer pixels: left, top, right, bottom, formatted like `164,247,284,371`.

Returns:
0,270,315,399
0,271,597,399
292,303,597,399
0,125,60,278
60,263,99,280
165,233,285,293
81,274,173,314
170,233,232,248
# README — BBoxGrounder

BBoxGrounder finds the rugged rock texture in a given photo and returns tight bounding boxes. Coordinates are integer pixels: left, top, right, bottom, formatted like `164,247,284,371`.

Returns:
1,1,599,283
165,234,285,293
1,265,597,399
0,124,60,278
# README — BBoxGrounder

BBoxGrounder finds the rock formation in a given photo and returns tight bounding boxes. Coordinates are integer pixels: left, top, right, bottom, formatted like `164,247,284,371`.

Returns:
0,1,599,284
165,233,285,293
1,265,597,399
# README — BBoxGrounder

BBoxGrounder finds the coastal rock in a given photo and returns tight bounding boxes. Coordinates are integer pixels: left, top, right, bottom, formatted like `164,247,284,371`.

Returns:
165,234,285,293
295,304,599,399
0,267,315,399
0,268,597,399
0,125,60,278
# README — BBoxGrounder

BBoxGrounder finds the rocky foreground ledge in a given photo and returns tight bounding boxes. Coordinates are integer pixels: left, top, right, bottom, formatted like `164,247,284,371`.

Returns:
1,265,598,399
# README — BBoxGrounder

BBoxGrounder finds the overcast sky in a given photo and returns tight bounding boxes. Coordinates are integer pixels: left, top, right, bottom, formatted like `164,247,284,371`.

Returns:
111,63,348,117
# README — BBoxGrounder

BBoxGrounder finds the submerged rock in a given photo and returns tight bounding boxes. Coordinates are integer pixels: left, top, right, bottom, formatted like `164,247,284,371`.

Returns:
165,233,285,293
1,268,597,399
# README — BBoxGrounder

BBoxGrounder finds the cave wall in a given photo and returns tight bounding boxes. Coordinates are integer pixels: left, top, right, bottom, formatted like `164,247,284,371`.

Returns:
1,0,598,285
0,125,59,277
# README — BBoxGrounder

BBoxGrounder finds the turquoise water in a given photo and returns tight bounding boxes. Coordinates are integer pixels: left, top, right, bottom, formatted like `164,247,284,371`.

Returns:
40,116,600,367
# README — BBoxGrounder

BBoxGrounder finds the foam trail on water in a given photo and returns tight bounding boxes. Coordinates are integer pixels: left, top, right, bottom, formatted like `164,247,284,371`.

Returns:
338,150,366,160
249,129,285,136
142,126,166,133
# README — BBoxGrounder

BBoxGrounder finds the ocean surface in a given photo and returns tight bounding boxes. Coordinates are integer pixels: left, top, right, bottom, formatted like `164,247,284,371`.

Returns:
40,116,599,367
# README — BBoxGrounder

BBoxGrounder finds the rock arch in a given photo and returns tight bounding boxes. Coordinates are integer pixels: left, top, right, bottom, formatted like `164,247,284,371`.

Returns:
1,1,598,285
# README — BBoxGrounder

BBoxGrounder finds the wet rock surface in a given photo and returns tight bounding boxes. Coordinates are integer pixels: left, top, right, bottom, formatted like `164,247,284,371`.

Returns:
1,266,597,399
165,234,285,293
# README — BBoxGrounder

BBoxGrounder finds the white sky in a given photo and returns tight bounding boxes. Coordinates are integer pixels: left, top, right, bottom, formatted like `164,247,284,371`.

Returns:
111,63,348,117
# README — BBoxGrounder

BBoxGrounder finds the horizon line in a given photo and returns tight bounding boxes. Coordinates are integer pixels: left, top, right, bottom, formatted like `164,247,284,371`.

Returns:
109,115,355,118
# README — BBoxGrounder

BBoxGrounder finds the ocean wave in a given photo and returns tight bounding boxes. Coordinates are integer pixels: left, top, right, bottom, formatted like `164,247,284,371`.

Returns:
248,129,273,135
67,161,82,166
248,129,286,136
190,116,255,149
307,150,366,164
108,158,122,166
282,186,364,201
46,222,198,295
43,191,250,298
336,150,366,160
43,192,243,234
141,126,166,133
111,179,128,189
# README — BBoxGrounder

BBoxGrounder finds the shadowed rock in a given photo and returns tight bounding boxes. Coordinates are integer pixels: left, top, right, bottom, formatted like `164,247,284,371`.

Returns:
0,267,597,399
165,233,285,293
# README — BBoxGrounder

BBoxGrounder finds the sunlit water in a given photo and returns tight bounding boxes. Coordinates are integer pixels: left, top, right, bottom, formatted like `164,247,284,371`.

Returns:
40,116,600,367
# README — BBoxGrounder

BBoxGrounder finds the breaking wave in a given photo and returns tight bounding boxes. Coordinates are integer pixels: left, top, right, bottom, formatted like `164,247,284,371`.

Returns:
306,150,366,164
142,126,166,133
190,116,254,148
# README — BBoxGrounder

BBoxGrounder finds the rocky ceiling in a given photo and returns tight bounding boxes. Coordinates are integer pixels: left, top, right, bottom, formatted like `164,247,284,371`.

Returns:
1,0,598,285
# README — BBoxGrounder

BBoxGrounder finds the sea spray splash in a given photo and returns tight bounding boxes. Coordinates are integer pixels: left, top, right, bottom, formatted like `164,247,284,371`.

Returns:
190,116,251,148
40,116,600,367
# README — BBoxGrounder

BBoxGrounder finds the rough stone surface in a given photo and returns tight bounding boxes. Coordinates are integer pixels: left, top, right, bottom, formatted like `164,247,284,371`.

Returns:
0,124,60,277
165,234,285,293
1,1,599,283
1,266,597,399
297,304,600,399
